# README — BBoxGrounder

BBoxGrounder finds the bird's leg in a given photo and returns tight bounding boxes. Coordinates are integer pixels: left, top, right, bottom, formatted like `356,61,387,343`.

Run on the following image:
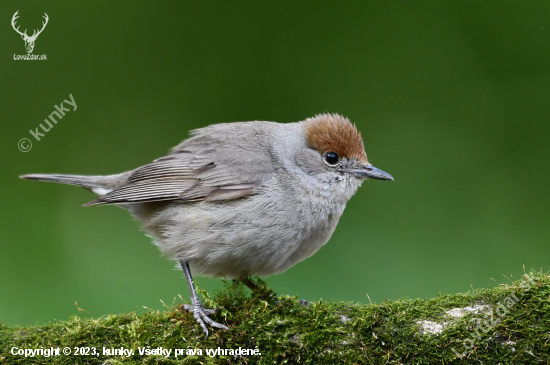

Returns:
179,260,229,338
235,276,258,291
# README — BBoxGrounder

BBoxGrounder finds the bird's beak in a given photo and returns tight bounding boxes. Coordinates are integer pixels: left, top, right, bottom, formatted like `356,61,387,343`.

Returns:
341,164,394,181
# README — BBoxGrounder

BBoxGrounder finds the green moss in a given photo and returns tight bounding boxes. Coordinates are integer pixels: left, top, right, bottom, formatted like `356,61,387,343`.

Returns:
1,271,549,364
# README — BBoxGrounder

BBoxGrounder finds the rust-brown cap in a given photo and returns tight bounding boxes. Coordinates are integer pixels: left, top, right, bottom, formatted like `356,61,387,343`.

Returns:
304,113,368,163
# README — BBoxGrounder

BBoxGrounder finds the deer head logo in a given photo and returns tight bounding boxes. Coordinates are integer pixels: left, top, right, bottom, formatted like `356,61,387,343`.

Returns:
11,11,49,54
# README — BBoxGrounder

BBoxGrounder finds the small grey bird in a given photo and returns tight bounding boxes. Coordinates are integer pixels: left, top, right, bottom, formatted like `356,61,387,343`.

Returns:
20,113,393,336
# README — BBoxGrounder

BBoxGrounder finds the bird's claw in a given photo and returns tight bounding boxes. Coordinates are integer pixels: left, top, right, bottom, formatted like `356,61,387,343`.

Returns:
182,304,218,315
182,300,229,338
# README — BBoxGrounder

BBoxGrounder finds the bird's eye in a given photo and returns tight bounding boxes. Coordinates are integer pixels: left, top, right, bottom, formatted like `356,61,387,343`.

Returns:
324,152,339,165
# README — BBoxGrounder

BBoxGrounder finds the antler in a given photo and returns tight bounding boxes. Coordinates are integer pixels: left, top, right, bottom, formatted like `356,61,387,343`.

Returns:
30,13,49,38
11,10,28,37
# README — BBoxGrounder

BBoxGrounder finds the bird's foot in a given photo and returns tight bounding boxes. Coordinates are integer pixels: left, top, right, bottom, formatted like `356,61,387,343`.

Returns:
182,299,229,338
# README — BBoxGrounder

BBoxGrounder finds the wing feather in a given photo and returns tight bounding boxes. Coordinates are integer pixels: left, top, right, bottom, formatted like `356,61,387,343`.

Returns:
86,126,275,206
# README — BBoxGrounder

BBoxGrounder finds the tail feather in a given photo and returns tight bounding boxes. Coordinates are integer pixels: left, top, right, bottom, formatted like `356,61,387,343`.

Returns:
20,172,130,198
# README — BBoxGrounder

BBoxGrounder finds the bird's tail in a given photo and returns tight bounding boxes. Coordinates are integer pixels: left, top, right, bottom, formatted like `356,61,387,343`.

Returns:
19,172,130,197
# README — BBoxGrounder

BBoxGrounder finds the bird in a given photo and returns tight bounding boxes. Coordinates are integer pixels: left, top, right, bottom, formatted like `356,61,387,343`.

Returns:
20,113,393,337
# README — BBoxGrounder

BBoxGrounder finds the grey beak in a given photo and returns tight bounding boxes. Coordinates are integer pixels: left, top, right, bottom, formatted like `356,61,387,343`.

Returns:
342,165,394,181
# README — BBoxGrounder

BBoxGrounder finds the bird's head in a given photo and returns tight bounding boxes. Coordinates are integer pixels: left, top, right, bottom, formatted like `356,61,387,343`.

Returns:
295,113,393,199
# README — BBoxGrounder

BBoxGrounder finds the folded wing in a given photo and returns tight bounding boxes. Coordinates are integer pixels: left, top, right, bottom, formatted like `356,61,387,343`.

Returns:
85,125,275,206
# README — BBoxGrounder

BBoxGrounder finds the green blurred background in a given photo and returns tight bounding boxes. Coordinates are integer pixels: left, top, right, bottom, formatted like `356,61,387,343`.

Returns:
1,1,549,326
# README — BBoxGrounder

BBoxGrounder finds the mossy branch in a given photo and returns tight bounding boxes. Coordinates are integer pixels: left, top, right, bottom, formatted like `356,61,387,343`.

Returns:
1,271,549,364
